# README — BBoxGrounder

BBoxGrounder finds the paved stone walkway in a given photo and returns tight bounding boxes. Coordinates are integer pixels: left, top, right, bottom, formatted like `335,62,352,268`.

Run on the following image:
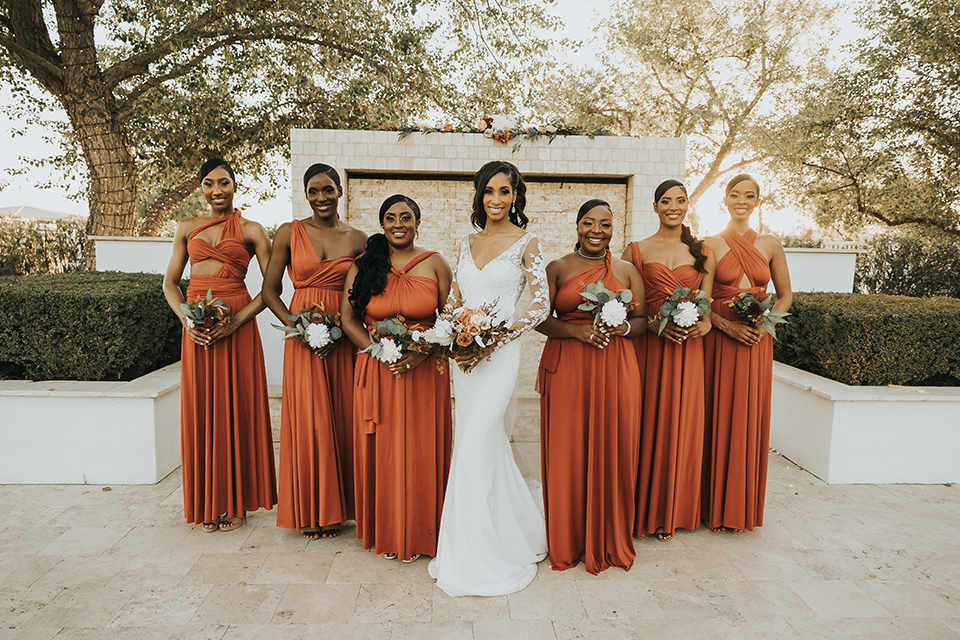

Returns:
1,445,958,639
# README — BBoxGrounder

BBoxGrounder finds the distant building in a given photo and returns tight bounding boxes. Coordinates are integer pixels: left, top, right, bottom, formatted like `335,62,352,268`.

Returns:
0,205,82,221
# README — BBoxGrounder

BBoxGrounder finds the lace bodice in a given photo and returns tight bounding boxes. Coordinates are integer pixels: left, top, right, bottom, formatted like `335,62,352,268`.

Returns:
451,232,549,345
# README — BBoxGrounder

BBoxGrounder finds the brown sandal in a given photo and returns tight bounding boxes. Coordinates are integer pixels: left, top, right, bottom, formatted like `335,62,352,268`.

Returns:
219,515,245,532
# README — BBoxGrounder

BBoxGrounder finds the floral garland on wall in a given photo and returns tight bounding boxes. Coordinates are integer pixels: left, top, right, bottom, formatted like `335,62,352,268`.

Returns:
384,116,614,152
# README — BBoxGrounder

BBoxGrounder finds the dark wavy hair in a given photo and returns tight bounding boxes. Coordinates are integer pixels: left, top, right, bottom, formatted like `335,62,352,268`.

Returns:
574,198,611,251
725,173,760,196
198,157,235,183
654,179,707,273
302,163,341,190
348,194,421,317
471,161,528,230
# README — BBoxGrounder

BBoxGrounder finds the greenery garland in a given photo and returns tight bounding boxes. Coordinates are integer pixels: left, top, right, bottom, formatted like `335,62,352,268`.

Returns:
387,117,613,152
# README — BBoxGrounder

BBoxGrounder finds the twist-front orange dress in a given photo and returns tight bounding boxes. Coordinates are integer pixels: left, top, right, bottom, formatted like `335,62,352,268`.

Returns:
702,229,772,531
277,220,356,532
353,252,452,560
537,252,641,573
181,211,277,524
629,242,706,537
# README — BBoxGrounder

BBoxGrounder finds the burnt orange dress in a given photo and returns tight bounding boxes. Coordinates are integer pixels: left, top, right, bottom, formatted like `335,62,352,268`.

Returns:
277,220,356,532
353,252,453,560
181,211,277,525
702,229,772,531
537,252,641,573
629,242,706,537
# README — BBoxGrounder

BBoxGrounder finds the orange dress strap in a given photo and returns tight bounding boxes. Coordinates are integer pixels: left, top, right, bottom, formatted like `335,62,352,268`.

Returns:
393,251,437,275
714,228,770,300
187,211,251,279
628,241,643,269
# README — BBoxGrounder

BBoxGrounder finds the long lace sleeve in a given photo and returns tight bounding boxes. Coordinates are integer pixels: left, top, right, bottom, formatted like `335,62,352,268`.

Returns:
497,235,548,348
446,238,464,309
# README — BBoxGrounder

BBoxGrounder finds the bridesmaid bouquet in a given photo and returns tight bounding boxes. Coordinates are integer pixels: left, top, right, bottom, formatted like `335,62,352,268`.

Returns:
422,303,510,372
179,288,231,350
361,316,422,377
272,302,343,356
728,291,790,339
654,286,712,336
577,279,634,330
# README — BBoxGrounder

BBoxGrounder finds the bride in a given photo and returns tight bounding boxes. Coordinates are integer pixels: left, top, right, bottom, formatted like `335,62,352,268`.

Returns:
428,161,549,596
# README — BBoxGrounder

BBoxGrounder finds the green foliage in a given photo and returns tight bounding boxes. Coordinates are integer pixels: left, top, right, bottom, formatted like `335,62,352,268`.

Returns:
776,233,823,249
855,232,960,298
773,292,960,386
765,0,960,238
0,216,86,275
534,0,834,204
0,272,184,381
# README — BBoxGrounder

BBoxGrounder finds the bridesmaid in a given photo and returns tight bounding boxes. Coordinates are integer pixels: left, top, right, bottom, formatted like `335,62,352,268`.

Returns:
262,164,367,539
536,199,646,573
622,180,715,541
162,158,276,532
702,174,792,533
341,194,454,562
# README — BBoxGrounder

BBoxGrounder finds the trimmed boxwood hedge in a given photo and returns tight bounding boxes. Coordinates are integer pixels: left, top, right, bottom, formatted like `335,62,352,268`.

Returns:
0,272,184,381
773,292,960,387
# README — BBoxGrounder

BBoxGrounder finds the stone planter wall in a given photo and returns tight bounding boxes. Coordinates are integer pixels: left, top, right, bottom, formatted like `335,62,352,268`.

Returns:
771,362,960,484
0,363,182,484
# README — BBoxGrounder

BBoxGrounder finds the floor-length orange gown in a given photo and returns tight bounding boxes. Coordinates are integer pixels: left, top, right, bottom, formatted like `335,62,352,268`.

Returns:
538,252,641,573
277,220,356,532
353,252,452,560
181,211,277,524
629,242,706,537
702,228,772,532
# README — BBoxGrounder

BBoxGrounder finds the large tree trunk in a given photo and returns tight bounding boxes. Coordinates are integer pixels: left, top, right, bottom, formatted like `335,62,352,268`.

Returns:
53,0,138,270
139,176,201,236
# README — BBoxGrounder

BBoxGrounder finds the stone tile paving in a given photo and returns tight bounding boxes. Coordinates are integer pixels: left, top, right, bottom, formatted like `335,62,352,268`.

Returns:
1,446,958,639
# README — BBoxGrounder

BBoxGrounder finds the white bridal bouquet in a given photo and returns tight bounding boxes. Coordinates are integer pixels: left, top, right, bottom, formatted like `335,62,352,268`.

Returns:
272,303,343,356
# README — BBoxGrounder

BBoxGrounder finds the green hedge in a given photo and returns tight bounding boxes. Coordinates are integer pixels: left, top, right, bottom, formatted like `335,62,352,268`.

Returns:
774,292,960,387
855,232,960,298
0,272,184,381
0,215,86,275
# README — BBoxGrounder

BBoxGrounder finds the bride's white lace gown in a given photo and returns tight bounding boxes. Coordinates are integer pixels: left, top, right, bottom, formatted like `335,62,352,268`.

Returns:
428,232,549,596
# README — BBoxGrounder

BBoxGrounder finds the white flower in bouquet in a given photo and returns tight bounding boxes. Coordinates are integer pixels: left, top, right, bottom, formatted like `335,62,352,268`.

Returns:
185,318,195,329
306,322,331,349
379,339,403,364
411,330,423,342
424,317,455,346
673,301,700,328
600,299,628,327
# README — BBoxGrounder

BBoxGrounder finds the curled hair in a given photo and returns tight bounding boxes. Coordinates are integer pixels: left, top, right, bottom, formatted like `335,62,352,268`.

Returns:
653,180,707,273
302,163,341,190
348,194,421,317
574,198,611,251
471,161,528,230
725,173,760,196
198,158,235,183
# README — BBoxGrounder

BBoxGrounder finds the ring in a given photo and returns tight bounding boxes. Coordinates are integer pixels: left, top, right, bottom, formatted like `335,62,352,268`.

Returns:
405,364,410,369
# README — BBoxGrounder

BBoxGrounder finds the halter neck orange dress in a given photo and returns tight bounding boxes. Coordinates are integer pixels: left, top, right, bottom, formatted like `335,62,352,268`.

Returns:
702,228,772,532
353,252,453,561
537,252,641,573
629,242,706,538
181,211,276,525
276,220,357,533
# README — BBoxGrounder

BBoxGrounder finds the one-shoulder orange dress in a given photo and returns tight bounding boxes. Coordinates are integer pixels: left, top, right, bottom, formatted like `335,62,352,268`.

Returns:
702,229,772,532
277,220,356,532
353,252,453,560
537,252,641,573
181,211,277,525
629,242,706,538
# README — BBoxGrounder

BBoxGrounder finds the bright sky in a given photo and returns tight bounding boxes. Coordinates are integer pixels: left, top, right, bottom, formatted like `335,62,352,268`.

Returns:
0,0,862,233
